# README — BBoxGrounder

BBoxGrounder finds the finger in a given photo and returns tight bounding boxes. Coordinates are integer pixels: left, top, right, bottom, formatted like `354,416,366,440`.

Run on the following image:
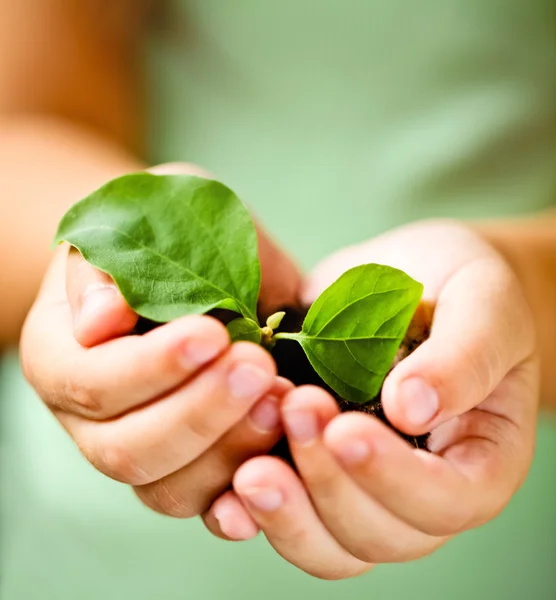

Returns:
427,359,538,503
66,246,138,347
135,378,293,518
203,491,260,541
59,342,277,485
233,456,371,580
324,413,470,535
34,243,73,302
29,311,230,419
382,256,535,435
282,387,443,562
324,373,530,538
428,357,539,458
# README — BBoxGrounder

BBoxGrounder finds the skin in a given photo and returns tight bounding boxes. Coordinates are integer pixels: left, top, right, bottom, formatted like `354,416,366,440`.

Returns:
204,221,540,577
3,0,306,539
22,218,542,580
0,0,145,346
21,160,303,519
3,0,556,582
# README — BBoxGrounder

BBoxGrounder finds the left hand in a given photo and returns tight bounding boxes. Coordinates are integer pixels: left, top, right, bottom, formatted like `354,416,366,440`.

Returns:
21,162,302,525
202,220,539,579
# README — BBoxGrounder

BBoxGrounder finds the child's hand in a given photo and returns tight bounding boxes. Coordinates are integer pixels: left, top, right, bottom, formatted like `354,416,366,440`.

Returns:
20,163,301,523
204,220,539,579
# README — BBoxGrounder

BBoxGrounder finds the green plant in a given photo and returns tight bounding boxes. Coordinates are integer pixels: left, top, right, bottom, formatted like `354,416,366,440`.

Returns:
55,173,423,404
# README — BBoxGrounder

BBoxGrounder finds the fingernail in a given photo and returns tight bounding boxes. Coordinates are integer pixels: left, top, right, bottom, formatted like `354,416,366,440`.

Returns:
213,502,257,540
228,364,272,404
249,395,281,433
213,502,233,533
242,487,283,512
332,439,370,466
77,286,117,328
283,409,318,445
397,378,439,426
181,338,224,368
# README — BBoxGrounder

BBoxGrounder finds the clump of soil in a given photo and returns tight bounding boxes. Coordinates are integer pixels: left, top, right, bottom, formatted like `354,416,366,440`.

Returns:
269,303,432,461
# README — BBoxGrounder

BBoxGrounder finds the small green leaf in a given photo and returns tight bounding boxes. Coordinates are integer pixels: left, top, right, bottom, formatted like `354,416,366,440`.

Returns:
54,173,260,322
227,318,263,344
266,311,286,331
278,264,423,403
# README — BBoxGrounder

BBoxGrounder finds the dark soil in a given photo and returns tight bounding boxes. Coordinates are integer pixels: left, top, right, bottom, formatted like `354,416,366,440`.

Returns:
269,304,431,462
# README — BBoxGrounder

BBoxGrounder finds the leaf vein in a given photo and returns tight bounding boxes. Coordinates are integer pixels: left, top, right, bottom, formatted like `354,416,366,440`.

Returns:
185,189,245,308
342,340,382,377
302,343,372,396
293,334,401,342
66,224,252,317
310,287,414,336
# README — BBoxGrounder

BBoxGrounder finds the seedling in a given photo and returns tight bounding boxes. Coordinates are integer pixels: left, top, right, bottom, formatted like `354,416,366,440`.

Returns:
55,173,423,405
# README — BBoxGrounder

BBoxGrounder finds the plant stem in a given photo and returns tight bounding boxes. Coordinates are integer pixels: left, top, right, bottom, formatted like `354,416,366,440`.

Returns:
260,326,275,350
273,331,301,341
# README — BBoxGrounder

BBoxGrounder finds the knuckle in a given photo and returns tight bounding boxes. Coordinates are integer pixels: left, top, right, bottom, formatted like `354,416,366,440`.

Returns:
308,563,373,581
270,520,308,547
19,310,106,417
185,408,220,441
229,342,277,376
447,506,474,534
135,479,200,519
298,467,337,499
345,540,395,565
93,442,147,485
343,543,376,565
61,373,105,417
344,536,433,565
425,504,473,536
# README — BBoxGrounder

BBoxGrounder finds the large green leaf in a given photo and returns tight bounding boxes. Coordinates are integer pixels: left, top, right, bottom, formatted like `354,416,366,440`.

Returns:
277,264,423,403
55,173,261,322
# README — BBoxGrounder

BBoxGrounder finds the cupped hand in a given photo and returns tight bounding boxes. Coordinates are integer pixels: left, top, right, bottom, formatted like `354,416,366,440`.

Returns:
20,163,302,520
203,220,539,579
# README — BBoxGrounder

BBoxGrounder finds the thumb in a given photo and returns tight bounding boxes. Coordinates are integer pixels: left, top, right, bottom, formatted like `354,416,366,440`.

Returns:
382,257,535,435
66,246,138,347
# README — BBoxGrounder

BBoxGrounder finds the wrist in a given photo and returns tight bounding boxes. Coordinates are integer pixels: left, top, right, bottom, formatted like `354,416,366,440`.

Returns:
473,215,556,410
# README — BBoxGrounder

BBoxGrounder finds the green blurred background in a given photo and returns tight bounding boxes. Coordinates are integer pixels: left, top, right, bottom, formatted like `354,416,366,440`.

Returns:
2,0,555,598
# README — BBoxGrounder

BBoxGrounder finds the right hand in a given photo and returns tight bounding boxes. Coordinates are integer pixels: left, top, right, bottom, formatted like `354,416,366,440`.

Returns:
20,163,302,536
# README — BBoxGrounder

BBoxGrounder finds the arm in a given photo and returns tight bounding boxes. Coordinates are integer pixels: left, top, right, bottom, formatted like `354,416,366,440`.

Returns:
0,0,146,347
0,120,142,347
476,215,556,410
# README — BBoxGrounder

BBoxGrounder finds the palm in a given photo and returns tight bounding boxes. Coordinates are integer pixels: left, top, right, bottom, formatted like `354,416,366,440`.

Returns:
303,219,538,532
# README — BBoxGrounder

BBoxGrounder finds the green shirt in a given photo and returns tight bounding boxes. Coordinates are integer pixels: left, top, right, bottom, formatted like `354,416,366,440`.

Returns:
2,1,556,598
